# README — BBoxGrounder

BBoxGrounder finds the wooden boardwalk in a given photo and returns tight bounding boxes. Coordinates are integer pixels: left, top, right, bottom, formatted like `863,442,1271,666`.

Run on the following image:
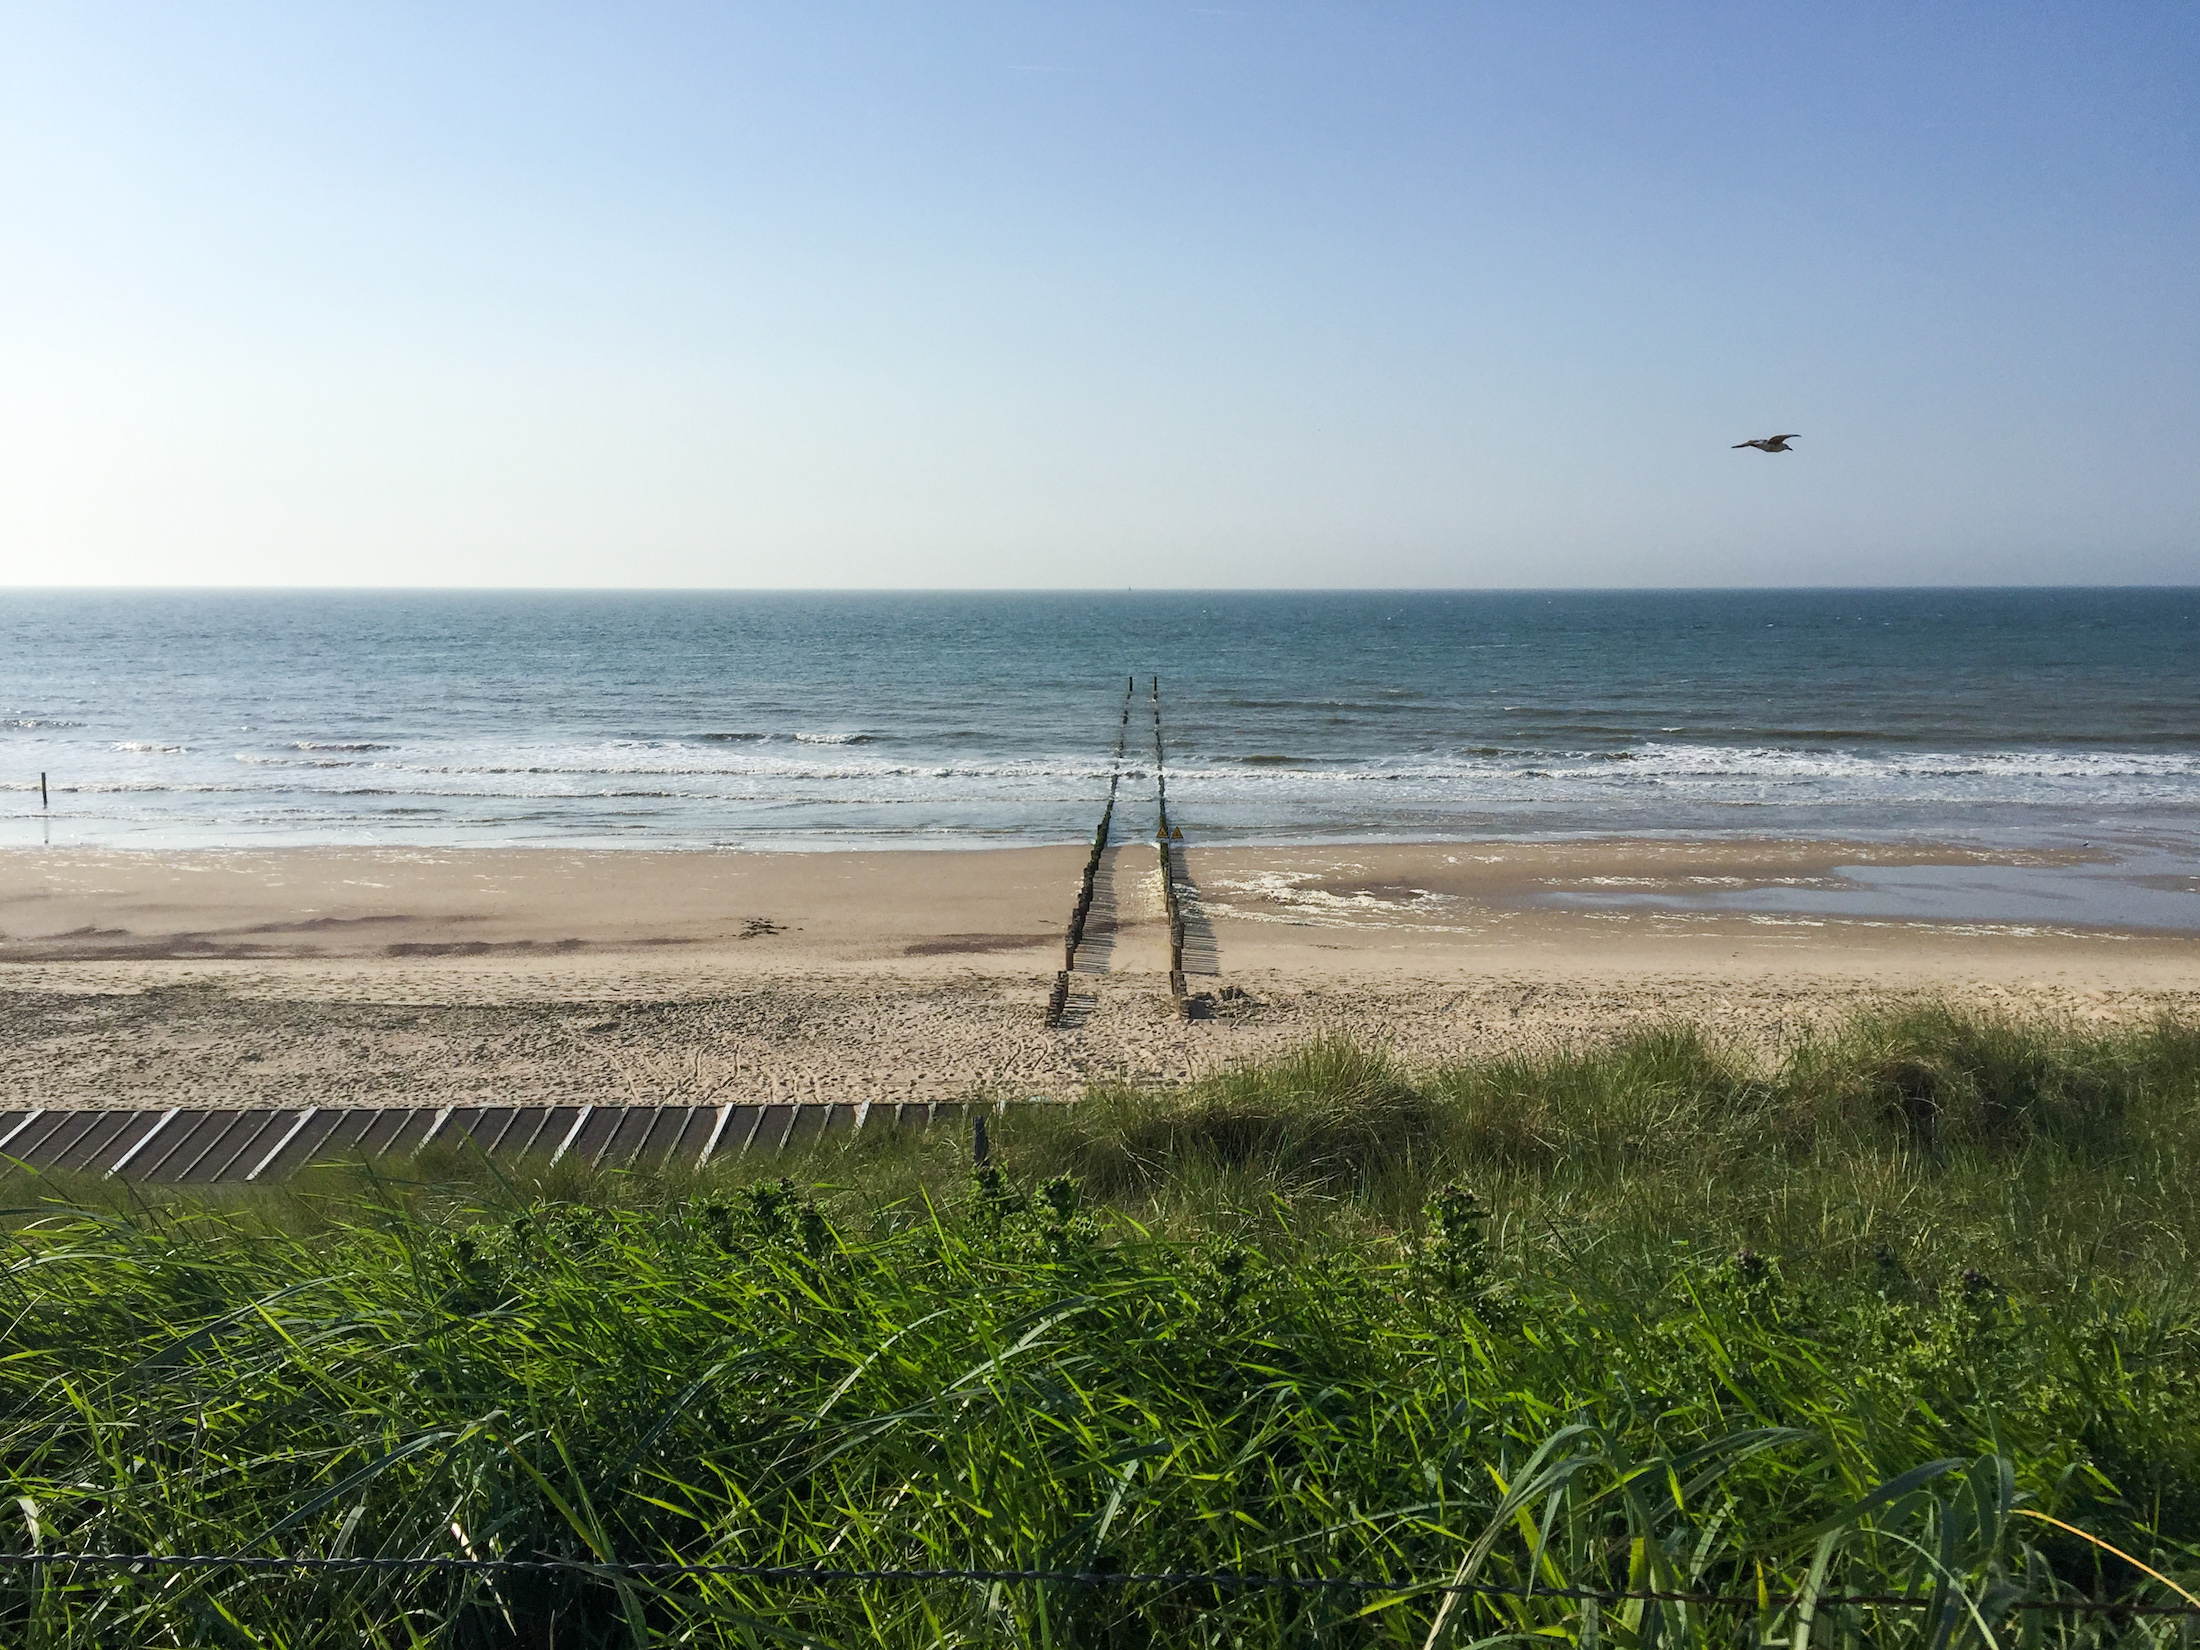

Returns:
0,1100,965,1184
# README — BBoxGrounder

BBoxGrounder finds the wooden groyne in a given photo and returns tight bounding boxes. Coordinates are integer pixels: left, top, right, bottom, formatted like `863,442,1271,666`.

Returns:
1152,675,1188,1000
1043,675,1206,1025
1047,678,1136,1026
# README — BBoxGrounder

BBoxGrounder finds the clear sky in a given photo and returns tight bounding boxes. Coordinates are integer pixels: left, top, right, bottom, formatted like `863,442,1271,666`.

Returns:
1,3,2194,589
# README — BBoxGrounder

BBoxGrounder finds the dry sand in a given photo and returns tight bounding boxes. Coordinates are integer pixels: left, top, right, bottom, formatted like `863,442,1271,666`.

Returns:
1,840,2193,1107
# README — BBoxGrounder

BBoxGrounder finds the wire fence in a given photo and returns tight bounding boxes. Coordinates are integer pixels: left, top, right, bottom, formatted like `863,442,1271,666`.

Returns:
2,1550,2194,1617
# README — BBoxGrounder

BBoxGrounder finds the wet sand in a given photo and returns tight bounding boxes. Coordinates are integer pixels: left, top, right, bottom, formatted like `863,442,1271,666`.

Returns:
1,841,2193,1107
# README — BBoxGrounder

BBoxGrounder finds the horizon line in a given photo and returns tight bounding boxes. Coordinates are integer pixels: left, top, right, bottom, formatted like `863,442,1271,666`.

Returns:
3,583,2198,597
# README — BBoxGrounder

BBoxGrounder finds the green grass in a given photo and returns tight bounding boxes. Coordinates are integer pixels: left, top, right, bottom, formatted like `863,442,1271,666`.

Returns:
5,1006,2200,1647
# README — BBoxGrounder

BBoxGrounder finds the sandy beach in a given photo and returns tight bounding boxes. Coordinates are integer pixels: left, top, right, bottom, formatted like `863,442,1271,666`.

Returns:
1,839,2193,1108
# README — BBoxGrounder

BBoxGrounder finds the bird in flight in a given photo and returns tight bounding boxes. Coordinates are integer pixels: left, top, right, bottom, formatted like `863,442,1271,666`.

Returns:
1733,434,1800,452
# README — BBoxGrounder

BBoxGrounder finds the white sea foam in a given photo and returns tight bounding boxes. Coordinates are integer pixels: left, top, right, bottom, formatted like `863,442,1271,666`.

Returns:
58,742,2200,824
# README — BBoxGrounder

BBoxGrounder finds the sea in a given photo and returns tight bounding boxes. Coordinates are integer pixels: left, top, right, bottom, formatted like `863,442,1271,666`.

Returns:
4,588,2198,928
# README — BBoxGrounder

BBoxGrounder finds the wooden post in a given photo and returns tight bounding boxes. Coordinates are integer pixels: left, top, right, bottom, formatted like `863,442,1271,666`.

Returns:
40,772,48,809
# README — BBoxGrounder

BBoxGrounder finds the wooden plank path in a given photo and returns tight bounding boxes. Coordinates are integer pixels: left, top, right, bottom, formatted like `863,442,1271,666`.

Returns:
0,1100,971,1184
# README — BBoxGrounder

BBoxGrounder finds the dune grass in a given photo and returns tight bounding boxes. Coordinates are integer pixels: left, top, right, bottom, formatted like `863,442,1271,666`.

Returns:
3,1006,2199,1646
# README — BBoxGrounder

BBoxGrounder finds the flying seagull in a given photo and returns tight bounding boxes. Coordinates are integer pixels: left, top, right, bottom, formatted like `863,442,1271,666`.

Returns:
1733,434,1799,452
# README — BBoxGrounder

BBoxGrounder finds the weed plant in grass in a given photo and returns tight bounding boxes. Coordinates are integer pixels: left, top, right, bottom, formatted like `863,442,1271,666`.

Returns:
2,1007,2199,1647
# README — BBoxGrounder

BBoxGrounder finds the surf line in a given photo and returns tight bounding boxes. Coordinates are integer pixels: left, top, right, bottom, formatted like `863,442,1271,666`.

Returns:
1045,677,1138,1027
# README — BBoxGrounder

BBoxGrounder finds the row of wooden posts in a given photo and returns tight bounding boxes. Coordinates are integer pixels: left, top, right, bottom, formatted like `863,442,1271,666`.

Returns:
1064,678,1134,969
1152,678,1188,1001
1045,679,1137,1027
1046,678,1193,1027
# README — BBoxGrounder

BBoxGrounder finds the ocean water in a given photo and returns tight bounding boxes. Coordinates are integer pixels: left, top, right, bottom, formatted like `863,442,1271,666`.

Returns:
3,591,2198,898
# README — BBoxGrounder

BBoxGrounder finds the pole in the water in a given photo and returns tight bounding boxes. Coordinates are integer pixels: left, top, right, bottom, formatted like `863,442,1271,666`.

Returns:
40,773,48,809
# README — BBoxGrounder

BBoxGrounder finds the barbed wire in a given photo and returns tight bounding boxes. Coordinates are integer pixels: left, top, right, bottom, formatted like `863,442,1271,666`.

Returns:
1,1551,2194,1616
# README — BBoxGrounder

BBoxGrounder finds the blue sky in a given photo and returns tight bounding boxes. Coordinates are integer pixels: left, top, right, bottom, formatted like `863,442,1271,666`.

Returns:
1,3,2194,588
